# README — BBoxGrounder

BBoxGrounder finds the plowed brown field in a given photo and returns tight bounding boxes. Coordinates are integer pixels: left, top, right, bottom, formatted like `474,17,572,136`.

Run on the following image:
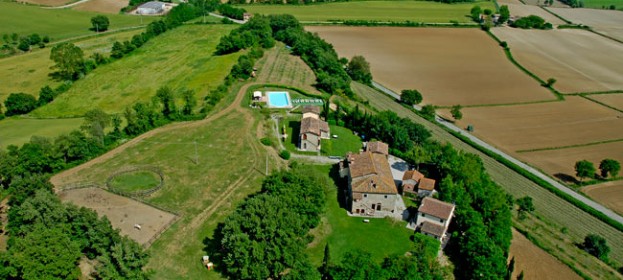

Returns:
306,26,553,106
505,3,567,24
583,181,623,216
73,0,128,13
547,7,623,42
20,0,71,6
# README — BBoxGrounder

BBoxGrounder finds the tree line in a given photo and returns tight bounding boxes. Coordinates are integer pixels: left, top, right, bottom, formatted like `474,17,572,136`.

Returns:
0,32,50,57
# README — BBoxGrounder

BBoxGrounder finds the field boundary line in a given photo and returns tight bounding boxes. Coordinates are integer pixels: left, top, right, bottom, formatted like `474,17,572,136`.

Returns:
580,94,623,113
543,6,623,45
516,138,623,153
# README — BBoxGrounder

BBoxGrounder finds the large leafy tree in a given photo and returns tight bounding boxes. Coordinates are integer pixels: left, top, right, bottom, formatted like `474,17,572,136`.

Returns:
599,159,620,178
4,92,37,116
91,15,110,32
583,234,610,261
81,109,111,144
347,55,372,85
401,89,423,106
50,43,85,80
575,160,595,182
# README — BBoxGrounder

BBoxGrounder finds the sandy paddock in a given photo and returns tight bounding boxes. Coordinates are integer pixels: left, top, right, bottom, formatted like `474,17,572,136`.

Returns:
589,94,623,111
456,96,623,152
59,187,176,246
547,7,623,42
509,229,582,280
582,181,623,216
493,27,623,93
306,26,553,106
73,0,129,14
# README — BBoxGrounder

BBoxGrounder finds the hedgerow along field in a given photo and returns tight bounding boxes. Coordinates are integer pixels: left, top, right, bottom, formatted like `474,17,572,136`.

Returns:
352,81,623,275
0,117,83,148
0,2,156,41
0,29,143,103
307,26,554,106
239,0,495,23
32,25,240,118
589,93,623,111
492,27,623,93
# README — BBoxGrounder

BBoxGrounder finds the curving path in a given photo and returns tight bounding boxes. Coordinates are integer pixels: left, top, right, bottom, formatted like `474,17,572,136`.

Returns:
42,0,92,9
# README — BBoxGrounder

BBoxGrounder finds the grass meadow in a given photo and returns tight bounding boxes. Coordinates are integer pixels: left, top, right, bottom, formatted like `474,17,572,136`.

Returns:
239,1,495,23
0,29,143,102
0,2,157,41
31,24,240,117
0,117,83,148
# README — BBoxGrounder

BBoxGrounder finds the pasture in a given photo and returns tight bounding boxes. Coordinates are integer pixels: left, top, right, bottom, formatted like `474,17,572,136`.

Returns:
492,27,623,93
509,229,582,280
240,1,495,23
59,187,177,246
73,0,130,13
0,29,142,102
456,97,623,153
0,2,155,41
31,25,239,117
0,117,83,148
307,26,554,106
589,93,623,111
547,7,623,41
583,181,623,216
255,43,320,94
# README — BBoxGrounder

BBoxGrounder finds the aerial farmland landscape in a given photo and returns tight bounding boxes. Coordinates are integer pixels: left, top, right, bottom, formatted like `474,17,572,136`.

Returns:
0,0,622,278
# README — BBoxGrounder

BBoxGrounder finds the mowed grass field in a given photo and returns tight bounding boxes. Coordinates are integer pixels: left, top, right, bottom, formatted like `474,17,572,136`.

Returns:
240,1,494,23
0,2,155,41
0,117,83,148
0,29,143,102
32,25,240,117
492,27,623,93
254,43,320,94
352,82,623,276
307,26,554,106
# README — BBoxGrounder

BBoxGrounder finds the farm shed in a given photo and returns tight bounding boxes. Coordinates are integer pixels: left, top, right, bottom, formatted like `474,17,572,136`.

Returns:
137,1,165,15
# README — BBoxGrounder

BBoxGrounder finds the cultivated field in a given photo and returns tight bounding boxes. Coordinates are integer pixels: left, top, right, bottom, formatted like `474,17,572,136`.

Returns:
20,0,72,6
0,29,142,102
547,7,623,41
255,43,320,94
589,93,623,111
240,1,495,23
456,97,623,153
354,82,623,272
0,117,83,148
493,27,623,93
307,26,554,106
73,0,129,13
504,3,567,24
0,2,155,41
509,229,582,280
32,25,239,117
59,187,177,245
519,140,623,182
583,181,623,216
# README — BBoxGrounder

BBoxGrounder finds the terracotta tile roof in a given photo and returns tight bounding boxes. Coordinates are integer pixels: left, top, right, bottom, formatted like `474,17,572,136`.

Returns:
419,178,436,191
300,117,329,136
403,183,416,194
349,151,397,194
402,170,425,182
418,197,454,220
421,221,445,237
302,105,321,115
366,141,389,156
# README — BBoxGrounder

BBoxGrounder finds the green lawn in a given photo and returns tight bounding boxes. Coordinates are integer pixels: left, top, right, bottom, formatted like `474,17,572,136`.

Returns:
304,164,414,265
321,125,362,156
239,1,495,23
580,0,623,8
0,117,83,148
0,2,157,41
108,171,161,193
0,29,143,102
31,24,240,117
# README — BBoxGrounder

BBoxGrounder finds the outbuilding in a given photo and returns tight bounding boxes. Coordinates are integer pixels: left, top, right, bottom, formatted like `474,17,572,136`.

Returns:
137,1,165,15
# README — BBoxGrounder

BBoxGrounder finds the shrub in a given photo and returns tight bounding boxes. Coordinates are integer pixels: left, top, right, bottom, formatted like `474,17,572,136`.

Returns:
279,150,291,160
260,137,272,146
4,92,38,116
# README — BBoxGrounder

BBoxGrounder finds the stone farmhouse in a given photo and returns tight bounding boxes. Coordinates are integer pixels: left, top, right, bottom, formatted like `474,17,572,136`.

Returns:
299,106,329,152
415,197,455,242
341,141,402,217
402,170,437,198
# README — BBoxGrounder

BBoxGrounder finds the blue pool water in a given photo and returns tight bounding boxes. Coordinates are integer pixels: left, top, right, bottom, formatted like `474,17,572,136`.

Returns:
267,92,292,108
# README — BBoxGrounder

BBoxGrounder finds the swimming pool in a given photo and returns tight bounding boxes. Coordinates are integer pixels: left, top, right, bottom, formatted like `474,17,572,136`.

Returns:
267,91,292,108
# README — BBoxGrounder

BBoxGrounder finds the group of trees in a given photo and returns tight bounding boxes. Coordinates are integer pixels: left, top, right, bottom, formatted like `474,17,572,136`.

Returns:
559,0,584,7
218,4,246,20
401,89,423,106
511,15,553,29
110,20,168,60
346,55,372,85
2,84,68,117
1,32,50,56
575,158,620,182
216,14,355,96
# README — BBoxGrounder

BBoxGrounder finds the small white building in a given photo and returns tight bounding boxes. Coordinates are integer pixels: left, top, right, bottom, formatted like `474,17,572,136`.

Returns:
415,197,455,241
137,1,165,15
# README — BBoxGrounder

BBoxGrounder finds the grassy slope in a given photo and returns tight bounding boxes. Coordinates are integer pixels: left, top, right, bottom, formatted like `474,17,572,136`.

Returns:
0,2,156,41
31,25,240,117
581,0,623,8
0,29,143,102
240,1,495,23
305,164,413,265
0,117,83,148
321,125,362,156
352,81,623,278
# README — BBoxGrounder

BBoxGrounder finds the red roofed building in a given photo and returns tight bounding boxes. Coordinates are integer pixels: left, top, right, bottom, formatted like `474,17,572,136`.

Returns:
299,106,329,151
401,170,437,198
415,197,455,241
